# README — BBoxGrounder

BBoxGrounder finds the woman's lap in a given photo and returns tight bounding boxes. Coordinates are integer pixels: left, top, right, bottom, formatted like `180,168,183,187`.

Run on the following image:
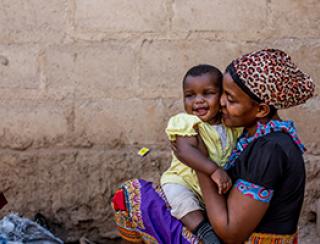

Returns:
112,179,300,244
112,179,200,244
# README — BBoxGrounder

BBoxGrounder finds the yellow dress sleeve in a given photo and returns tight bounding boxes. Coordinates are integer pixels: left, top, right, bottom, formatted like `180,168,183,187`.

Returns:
235,127,244,138
165,113,202,141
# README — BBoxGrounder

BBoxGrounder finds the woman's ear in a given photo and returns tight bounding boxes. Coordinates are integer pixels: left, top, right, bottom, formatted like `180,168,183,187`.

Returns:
256,104,270,118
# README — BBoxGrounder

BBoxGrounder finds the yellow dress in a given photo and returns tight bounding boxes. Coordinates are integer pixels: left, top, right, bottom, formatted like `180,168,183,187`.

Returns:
160,113,241,198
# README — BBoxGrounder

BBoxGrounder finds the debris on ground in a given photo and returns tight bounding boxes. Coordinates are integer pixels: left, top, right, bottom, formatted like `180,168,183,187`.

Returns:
0,213,63,244
137,147,150,157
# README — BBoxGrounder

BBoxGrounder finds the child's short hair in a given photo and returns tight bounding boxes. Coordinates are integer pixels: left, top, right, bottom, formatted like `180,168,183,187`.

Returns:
183,64,223,91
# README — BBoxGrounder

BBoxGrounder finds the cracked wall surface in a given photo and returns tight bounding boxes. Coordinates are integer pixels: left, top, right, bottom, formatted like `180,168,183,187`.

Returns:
0,0,319,242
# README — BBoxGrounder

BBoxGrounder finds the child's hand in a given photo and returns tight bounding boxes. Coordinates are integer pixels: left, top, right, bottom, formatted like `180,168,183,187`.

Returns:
210,168,232,195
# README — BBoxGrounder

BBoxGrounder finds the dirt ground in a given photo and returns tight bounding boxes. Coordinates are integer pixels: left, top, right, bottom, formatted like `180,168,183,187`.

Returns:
299,223,320,243
85,222,319,243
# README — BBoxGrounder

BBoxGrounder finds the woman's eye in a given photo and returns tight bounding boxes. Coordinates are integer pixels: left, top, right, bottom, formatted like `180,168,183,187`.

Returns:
227,96,234,103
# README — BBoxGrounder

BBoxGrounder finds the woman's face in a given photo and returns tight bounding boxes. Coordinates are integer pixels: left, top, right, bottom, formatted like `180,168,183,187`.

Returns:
220,73,260,130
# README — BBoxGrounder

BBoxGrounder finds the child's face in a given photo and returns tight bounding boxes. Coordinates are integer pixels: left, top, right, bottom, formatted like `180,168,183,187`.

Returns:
183,73,221,124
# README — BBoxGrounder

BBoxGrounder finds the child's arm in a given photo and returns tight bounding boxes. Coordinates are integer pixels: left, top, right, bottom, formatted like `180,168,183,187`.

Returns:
173,135,231,194
174,135,218,175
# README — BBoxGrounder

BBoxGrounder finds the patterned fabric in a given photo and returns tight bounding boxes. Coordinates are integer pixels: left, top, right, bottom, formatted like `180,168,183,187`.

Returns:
122,180,145,229
227,49,315,109
224,119,305,170
112,179,299,243
245,232,298,244
112,179,200,244
112,189,126,211
234,179,274,203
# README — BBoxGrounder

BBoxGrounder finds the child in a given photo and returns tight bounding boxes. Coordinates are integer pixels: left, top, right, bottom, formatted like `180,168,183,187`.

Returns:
160,64,241,244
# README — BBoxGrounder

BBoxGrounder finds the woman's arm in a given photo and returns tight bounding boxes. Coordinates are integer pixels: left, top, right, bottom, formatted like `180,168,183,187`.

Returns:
197,171,269,243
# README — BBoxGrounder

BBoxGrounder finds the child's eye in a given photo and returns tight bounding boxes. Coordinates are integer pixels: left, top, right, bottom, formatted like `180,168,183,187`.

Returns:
184,94,193,98
204,91,216,96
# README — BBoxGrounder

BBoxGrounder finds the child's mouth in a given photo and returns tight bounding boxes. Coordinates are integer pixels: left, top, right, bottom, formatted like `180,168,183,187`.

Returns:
193,107,208,117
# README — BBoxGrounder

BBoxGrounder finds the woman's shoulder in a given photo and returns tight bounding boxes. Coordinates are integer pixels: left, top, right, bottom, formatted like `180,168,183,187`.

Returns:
243,132,305,180
255,132,302,155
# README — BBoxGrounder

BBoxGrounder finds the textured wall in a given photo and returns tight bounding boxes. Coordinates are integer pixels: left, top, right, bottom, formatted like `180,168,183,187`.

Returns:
0,0,319,242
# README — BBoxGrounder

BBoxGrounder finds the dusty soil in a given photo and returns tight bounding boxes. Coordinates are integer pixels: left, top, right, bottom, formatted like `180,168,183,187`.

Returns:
73,222,319,243
299,223,320,243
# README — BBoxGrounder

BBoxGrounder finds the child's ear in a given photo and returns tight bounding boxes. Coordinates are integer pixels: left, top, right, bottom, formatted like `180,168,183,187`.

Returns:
256,104,270,118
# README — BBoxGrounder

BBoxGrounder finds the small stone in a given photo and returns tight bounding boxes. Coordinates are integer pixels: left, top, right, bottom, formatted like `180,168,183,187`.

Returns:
79,236,95,244
0,55,9,66
103,230,121,240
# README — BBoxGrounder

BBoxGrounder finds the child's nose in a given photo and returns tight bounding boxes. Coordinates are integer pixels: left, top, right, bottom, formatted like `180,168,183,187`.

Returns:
195,95,204,103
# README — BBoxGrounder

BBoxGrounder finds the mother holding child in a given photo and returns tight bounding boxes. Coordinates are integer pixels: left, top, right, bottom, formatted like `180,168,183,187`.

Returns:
111,49,315,243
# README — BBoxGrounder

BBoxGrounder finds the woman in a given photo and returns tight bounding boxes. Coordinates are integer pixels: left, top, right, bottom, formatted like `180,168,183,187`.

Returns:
111,49,315,243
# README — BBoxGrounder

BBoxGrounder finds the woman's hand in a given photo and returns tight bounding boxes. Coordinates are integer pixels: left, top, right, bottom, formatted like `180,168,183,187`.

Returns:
210,168,232,194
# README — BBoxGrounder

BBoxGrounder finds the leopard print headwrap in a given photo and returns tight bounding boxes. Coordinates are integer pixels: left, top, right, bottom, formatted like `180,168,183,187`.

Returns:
226,49,315,109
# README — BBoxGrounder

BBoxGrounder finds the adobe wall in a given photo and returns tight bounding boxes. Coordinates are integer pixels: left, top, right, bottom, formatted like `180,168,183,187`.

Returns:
0,0,319,242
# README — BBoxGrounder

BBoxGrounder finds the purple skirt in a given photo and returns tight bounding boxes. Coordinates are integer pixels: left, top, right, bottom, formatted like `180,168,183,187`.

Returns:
112,179,200,244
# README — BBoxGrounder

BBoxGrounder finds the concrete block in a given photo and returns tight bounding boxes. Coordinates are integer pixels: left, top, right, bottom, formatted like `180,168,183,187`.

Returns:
172,0,267,36
74,98,176,145
279,106,320,147
139,40,241,99
45,42,138,99
302,154,320,225
0,101,69,149
75,0,168,32
0,0,66,43
269,0,320,38
0,45,39,89
287,44,320,95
